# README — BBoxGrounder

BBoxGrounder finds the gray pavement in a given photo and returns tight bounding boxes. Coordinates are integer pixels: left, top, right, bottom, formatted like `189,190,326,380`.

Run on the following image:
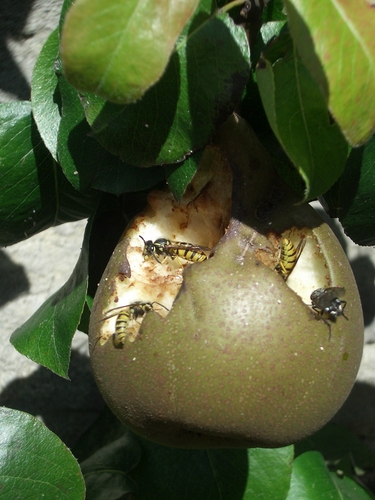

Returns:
0,2,106,446
0,221,105,447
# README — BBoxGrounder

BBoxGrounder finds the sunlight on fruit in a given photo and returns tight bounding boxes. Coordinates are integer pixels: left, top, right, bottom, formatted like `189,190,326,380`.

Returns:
89,116,364,448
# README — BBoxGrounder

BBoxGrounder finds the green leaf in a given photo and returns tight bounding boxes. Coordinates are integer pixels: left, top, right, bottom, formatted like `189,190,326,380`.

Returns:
57,76,166,194
81,433,140,499
72,406,129,463
256,31,348,201
263,0,287,22
75,408,249,499
284,0,375,146
164,149,203,201
295,423,375,472
80,433,141,476
244,446,294,499
84,473,137,500
0,102,97,246
129,435,248,499
31,29,61,161
330,472,374,500
286,451,352,500
82,5,250,166
242,21,307,198
321,134,375,245
10,218,91,378
59,0,74,35
0,408,85,499
61,0,200,104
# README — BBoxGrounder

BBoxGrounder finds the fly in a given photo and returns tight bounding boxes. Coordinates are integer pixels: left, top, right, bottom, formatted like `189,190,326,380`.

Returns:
310,287,348,340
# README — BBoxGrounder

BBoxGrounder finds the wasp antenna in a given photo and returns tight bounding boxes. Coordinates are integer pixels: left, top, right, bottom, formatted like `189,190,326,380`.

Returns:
98,311,126,322
152,301,170,311
139,235,162,263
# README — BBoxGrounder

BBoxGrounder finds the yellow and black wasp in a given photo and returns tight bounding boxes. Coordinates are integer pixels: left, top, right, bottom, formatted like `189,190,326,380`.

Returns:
139,236,210,265
310,287,348,340
98,301,168,348
275,237,306,280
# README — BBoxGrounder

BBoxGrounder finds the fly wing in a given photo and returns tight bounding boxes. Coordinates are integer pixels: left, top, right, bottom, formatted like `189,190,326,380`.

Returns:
326,287,346,298
312,287,346,309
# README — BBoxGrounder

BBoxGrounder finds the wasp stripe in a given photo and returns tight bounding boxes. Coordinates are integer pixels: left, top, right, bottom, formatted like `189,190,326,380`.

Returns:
173,248,207,262
99,301,168,348
277,238,305,280
141,236,209,264
115,312,131,336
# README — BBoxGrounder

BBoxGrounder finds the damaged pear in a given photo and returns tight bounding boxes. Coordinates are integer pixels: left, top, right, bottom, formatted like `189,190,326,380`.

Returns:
89,116,363,448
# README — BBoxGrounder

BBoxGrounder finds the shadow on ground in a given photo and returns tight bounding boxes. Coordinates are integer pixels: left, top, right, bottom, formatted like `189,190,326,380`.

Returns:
0,0,36,100
0,249,30,307
0,349,106,447
333,380,375,451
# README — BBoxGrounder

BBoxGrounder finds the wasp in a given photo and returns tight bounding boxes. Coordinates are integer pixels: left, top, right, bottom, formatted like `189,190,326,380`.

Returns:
139,236,210,264
275,237,306,280
310,287,348,340
98,301,168,347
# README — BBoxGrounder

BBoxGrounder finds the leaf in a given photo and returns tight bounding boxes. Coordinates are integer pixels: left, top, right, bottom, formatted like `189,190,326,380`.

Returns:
72,406,129,463
129,435,248,499
242,21,307,198
0,408,85,499
286,451,334,499
61,0,200,104
295,423,375,472
59,0,74,35
75,408,248,499
330,472,374,500
10,218,91,378
256,31,348,201
82,4,250,166
284,0,375,146
285,450,370,500
81,434,140,499
164,149,203,201
73,409,140,499
84,473,137,500
57,75,166,195
321,133,375,245
80,434,141,476
244,446,294,499
31,28,61,160
0,102,97,246
263,0,287,22
85,193,135,300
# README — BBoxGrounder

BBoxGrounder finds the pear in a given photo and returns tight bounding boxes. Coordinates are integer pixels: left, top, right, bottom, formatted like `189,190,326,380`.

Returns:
89,115,363,448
